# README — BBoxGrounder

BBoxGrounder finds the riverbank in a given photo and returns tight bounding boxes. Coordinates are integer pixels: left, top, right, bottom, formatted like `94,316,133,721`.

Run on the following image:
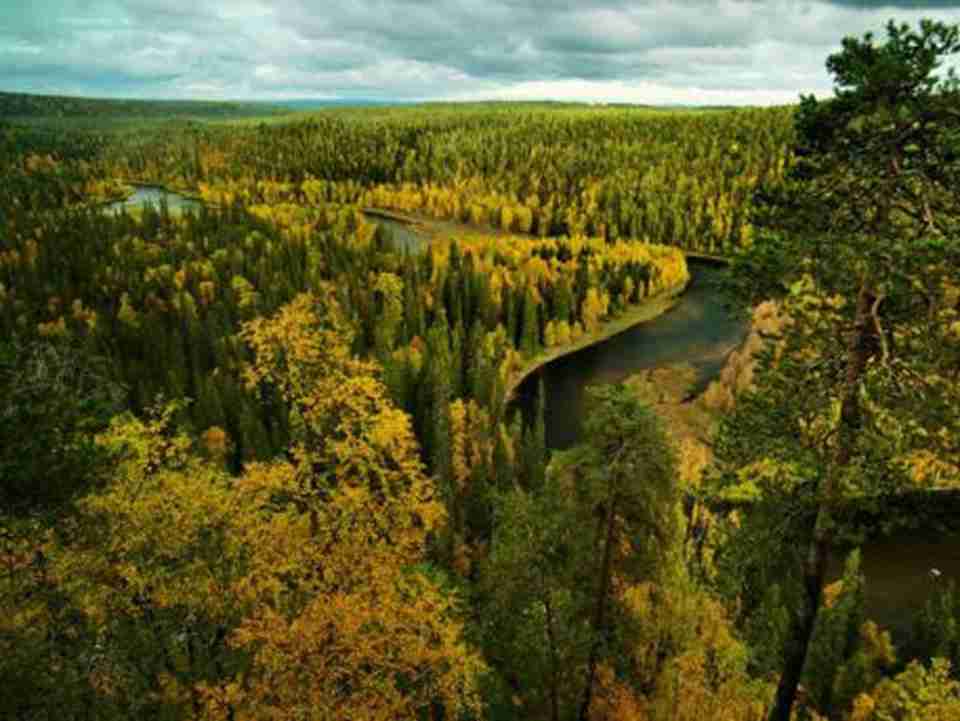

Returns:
357,208,697,401
99,188,699,405
505,284,689,401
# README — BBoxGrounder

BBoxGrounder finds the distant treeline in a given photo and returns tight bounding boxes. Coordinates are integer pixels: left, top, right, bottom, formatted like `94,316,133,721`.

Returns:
0,90,288,120
99,104,795,255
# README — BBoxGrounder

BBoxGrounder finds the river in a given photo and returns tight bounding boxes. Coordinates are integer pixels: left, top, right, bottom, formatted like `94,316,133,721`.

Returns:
513,261,957,643
515,262,744,449
107,186,956,643
107,186,424,254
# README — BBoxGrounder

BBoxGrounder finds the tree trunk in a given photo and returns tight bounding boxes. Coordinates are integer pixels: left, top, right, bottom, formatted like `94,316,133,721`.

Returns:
579,496,617,721
768,513,830,721
768,283,876,721
544,592,561,721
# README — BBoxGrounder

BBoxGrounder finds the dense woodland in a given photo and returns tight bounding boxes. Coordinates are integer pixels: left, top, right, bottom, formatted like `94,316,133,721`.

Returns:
2,18,960,721
0,91,289,122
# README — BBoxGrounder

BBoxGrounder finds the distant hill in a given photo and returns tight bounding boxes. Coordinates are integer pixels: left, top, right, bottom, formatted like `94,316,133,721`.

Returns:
0,91,750,127
0,91,289,120
272,98,419,110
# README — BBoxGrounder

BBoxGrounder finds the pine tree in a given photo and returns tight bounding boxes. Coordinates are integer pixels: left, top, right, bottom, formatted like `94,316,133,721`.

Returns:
520,286,541,358
713,20,960,721
519,378,549,489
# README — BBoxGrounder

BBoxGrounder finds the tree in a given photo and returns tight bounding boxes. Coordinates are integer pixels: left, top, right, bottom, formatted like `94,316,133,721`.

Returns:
846,658,960,721
481,383,681,721
2,288,486,721
570,384,680,721
479,475,592,721
0,336,124,511
713,19,960,721
520,286,541,358
518,379,548,490
372,271,404,358
223,288,486,718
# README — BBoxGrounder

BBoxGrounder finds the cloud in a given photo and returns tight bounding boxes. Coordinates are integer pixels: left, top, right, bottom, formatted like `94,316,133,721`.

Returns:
824,1,960,7
3,0,960,103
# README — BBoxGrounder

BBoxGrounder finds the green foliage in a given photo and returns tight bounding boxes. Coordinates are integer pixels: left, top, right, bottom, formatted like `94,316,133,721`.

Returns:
478,474,593,719
0,90,288,122
710,17,960,721
0,337,123,510
914,580,960,669
803,550,898,719
4,25,960,720
100,103,794,253
478,383,685,720
846,658,960,721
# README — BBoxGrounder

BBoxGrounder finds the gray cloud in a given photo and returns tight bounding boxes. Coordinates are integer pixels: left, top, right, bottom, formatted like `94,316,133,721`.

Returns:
3,0,960,104
824,1,960,7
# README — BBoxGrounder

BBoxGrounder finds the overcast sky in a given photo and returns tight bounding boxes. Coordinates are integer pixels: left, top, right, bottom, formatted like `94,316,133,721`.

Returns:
4,1,960,105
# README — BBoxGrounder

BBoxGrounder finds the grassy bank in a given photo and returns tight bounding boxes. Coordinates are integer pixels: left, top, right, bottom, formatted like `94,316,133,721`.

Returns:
356,206,695,401
505,283,689,401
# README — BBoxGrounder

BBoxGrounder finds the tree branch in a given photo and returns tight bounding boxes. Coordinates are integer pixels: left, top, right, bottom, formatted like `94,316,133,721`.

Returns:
870,293,889,364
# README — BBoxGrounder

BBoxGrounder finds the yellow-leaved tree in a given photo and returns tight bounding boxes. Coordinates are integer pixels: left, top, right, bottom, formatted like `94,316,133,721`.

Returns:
8,287,483,721
204,287,485,720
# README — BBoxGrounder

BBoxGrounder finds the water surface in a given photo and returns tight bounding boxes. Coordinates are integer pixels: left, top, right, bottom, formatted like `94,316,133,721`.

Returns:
829,532,960,644
108,185,204,213
100,192,957,637
516,263,746,449
373,216,424,253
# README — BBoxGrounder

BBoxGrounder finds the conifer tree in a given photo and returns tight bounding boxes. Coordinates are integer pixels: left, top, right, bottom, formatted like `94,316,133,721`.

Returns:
713,19,960,721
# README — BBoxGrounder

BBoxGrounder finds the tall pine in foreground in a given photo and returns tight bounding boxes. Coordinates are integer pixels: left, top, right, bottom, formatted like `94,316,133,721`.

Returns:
712,18,960,721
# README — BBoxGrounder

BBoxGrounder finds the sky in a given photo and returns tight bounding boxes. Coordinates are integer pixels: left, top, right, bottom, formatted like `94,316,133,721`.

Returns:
4,0,960,106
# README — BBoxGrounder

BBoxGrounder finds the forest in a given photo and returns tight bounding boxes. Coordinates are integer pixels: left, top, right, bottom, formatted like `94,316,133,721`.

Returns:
2,17,960,721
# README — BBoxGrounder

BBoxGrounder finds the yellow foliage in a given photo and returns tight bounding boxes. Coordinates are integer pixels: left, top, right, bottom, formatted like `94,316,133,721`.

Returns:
201,426,231,458
617,580,769,721
899,449,960,489
845,658,960,721
30,287,486,719
590,664,650,721
117,292,139,327
198,280,216,306
205,289,484,718
37,316,67,337
544,320,558,347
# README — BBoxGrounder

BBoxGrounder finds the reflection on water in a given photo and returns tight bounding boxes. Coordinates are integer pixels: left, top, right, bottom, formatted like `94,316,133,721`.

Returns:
373,216,425,253
830,532,960,643
107,188,425,254
108,185,203,213
516,263,746,449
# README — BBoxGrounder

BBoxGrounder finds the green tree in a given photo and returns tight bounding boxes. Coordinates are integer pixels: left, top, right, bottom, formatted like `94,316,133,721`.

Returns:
713,19,960,721
570,384,680,721
0,337,123,511
518,379,548,490
479,476,592,721
520,286,540,358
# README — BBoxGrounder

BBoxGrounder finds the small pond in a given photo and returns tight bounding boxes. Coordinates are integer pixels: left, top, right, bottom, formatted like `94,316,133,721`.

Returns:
106,186,424,254
108,185,204,213
372,215,424,253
